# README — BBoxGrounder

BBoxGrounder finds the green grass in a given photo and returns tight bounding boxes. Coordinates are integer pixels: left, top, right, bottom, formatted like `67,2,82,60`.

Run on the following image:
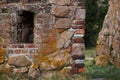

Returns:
0,74,8,80
85,47,96,57
83,47,120,80
82,66,120,80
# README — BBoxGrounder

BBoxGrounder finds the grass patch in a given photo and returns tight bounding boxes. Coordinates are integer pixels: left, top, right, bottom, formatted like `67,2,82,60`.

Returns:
85,47,96,57
82,66,120,80
83,47,120,80
0,74,7,80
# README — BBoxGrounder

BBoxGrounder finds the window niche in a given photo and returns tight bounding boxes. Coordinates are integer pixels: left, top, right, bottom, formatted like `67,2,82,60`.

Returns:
7,0,20,3
10,10,34,44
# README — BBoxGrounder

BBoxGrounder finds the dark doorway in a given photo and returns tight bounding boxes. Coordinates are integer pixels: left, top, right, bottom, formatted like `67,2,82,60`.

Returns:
11,10,34,43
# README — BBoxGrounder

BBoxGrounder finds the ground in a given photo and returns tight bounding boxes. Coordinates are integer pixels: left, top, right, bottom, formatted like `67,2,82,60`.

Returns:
0,48,120,80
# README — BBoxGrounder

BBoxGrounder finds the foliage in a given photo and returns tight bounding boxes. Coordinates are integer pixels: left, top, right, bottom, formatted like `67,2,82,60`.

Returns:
85,0,109,47
82,66,120,80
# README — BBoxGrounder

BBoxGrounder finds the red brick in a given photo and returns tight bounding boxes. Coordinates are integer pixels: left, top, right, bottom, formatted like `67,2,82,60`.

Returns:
72,20,85,25
22,49,28,53
72,37,84,43
3,44,9,48
71,25,85,29
72,55,85,60
11,44,24,48
78,68,84,73
71,63,84,68
70,68,78,74
81,6,85,9
14,49,22,54
25,44,35,48
75,29,85,34
66,45,72,53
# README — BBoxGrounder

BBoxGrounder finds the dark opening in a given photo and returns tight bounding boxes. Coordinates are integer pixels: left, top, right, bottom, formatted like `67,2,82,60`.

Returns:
11,10,34,43
7,0,20,3
1,7,8,13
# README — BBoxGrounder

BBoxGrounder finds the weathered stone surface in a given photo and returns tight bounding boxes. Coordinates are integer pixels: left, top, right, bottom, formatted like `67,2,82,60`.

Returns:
40,71,56,79
0,37,3,47
75,8,85,19
8,55,32,67
13,67,28,73
95,54,110,66
33,50,71,71
49,0,70,5
28,67,40,79
51,6,69,17
0,13,10,20
57,30,74,49
0,48,5,64
0,64,10,74
38,29,58,56
96,0,120,67
64,40,71,48
53,18,71,29
0,0,86,77
58,67,71,79
71,43,85,56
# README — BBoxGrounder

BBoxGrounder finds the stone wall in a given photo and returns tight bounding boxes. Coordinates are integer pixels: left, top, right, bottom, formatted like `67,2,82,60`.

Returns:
96,0,120,67
0,0,85,79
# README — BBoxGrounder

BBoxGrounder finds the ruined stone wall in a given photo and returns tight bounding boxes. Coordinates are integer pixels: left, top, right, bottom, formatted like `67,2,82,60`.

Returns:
0,0,85,79
96,0,120,67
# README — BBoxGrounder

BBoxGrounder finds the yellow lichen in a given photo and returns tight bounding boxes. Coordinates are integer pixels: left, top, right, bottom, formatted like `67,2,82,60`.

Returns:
38,29,57,56
95,54,110,66
0,48,5,64
0,64,10,74
32,50,70,70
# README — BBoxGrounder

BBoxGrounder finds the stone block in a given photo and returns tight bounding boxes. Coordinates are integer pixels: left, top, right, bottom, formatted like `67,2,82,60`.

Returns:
0,64,10,74
49,0,70,5
75,29,85,34
72,37,84,43
71,43,85,56
72,55,85,60
53,18,71,29
36,50,71,71
71,25,85,29
78,67,84,73
57,30,74,49
71,63,84,68
72,20,85,25
75,8,85,19
8,55,32,67
51,6,70,17
13,67,28,73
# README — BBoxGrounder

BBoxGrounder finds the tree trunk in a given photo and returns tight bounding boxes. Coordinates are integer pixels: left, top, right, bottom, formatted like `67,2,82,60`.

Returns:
96,0,120,67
